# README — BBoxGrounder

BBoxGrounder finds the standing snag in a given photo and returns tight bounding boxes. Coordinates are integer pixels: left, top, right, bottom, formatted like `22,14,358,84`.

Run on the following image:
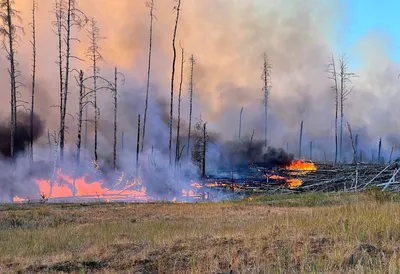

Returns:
141,0,155,152
86,17,104,162
0,0,23,159
326,54,339,164
175,45,184,165
187,54,195,161
29,0,37,163
339,54,356,162
53,0,87,162
169,0,182,166
261,52,272,151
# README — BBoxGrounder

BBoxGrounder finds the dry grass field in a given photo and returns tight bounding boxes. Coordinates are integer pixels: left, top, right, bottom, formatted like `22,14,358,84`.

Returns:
2,190,400,273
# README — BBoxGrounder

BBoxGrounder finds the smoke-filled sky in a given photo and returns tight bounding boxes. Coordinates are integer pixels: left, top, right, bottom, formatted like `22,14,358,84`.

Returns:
1,0,400,161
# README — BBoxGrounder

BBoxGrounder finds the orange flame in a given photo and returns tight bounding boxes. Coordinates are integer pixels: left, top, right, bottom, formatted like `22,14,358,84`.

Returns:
17,169,149,202
286,160,317,171
12,196,26,203
287,179,302,188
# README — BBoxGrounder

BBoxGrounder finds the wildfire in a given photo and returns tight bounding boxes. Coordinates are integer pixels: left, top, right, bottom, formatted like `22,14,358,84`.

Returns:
286,160,317,171
14,168,149,203
287,179,302,189
12,196,25,203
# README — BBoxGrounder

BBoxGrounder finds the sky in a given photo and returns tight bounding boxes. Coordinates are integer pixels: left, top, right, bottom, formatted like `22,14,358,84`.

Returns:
341,0,400,65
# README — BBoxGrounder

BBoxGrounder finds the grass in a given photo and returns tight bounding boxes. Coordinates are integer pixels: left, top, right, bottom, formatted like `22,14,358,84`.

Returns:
1,192,400,273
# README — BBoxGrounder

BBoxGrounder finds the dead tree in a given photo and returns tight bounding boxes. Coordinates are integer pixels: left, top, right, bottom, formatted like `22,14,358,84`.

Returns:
169,0,182,166
136,114,141,174
141,0,155,152
378,138,382,163
299,121,303,159
187,54,195,162
238,107,243,140
0,0,22,159
191,116,207,173
202,122,207,178
326,54,339,164
113,68,118,170
73,70,84,196
29,0,37,162
347,122,358,189
390,145,395,164
75,70,85,167
339,54,356,162
175,45,184,165
53,0,87,161
261,52,272,151
86,17,104,161
52,0,64,159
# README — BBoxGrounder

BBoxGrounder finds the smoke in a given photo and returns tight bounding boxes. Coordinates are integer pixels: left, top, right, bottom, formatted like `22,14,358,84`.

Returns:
263,147,295,168
0,111,44,158
0,0,399,201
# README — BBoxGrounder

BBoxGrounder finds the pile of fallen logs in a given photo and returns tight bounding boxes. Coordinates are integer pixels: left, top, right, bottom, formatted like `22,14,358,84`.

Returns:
203,159,400,196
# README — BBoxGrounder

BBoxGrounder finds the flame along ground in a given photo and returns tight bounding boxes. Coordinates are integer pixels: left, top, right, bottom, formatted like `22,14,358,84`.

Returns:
12,160,317,203
285,160,317,188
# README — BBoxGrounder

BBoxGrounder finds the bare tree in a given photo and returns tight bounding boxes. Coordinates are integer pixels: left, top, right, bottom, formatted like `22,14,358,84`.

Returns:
175,45,184,165
191,116,208,173
238,107,243,141
347,122,358,189
0,0,23,159
29,0,37,162
73,70,84,196
86,17,103,161
113,68,118,170
261,52,272,151
53,0,87,161
326,54,339,164
169,0,182,166
339,54,356,162
52,0,64,160
187,54,195,161
141,0,155,152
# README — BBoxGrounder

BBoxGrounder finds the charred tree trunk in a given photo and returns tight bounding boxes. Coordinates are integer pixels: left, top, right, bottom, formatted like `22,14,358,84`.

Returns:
339,54,356,163
142,0,155,152
175,46,184,165
239,107,243,141
169,0,182,166
299,121,303,159
378,138,382,164
55,0,64,160
87,18,102,162
187,54,195,162
136,114,141,174
327,54,339,165
262,53,271,151
355,134,359,162
2,0,18,159
73,70,84,197
202,122,207,178
113,67,118,170
76,70,84,166
60,0,74,162
390,145,395,164
309,141,313,161
30,0,37,163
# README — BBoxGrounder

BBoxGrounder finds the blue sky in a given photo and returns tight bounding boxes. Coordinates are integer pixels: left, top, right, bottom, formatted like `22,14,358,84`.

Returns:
341,0,400,62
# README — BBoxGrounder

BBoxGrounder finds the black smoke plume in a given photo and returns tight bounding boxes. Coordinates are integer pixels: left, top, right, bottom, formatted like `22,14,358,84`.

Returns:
216,138,294,168
262,146,294,168
0,111,44,157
